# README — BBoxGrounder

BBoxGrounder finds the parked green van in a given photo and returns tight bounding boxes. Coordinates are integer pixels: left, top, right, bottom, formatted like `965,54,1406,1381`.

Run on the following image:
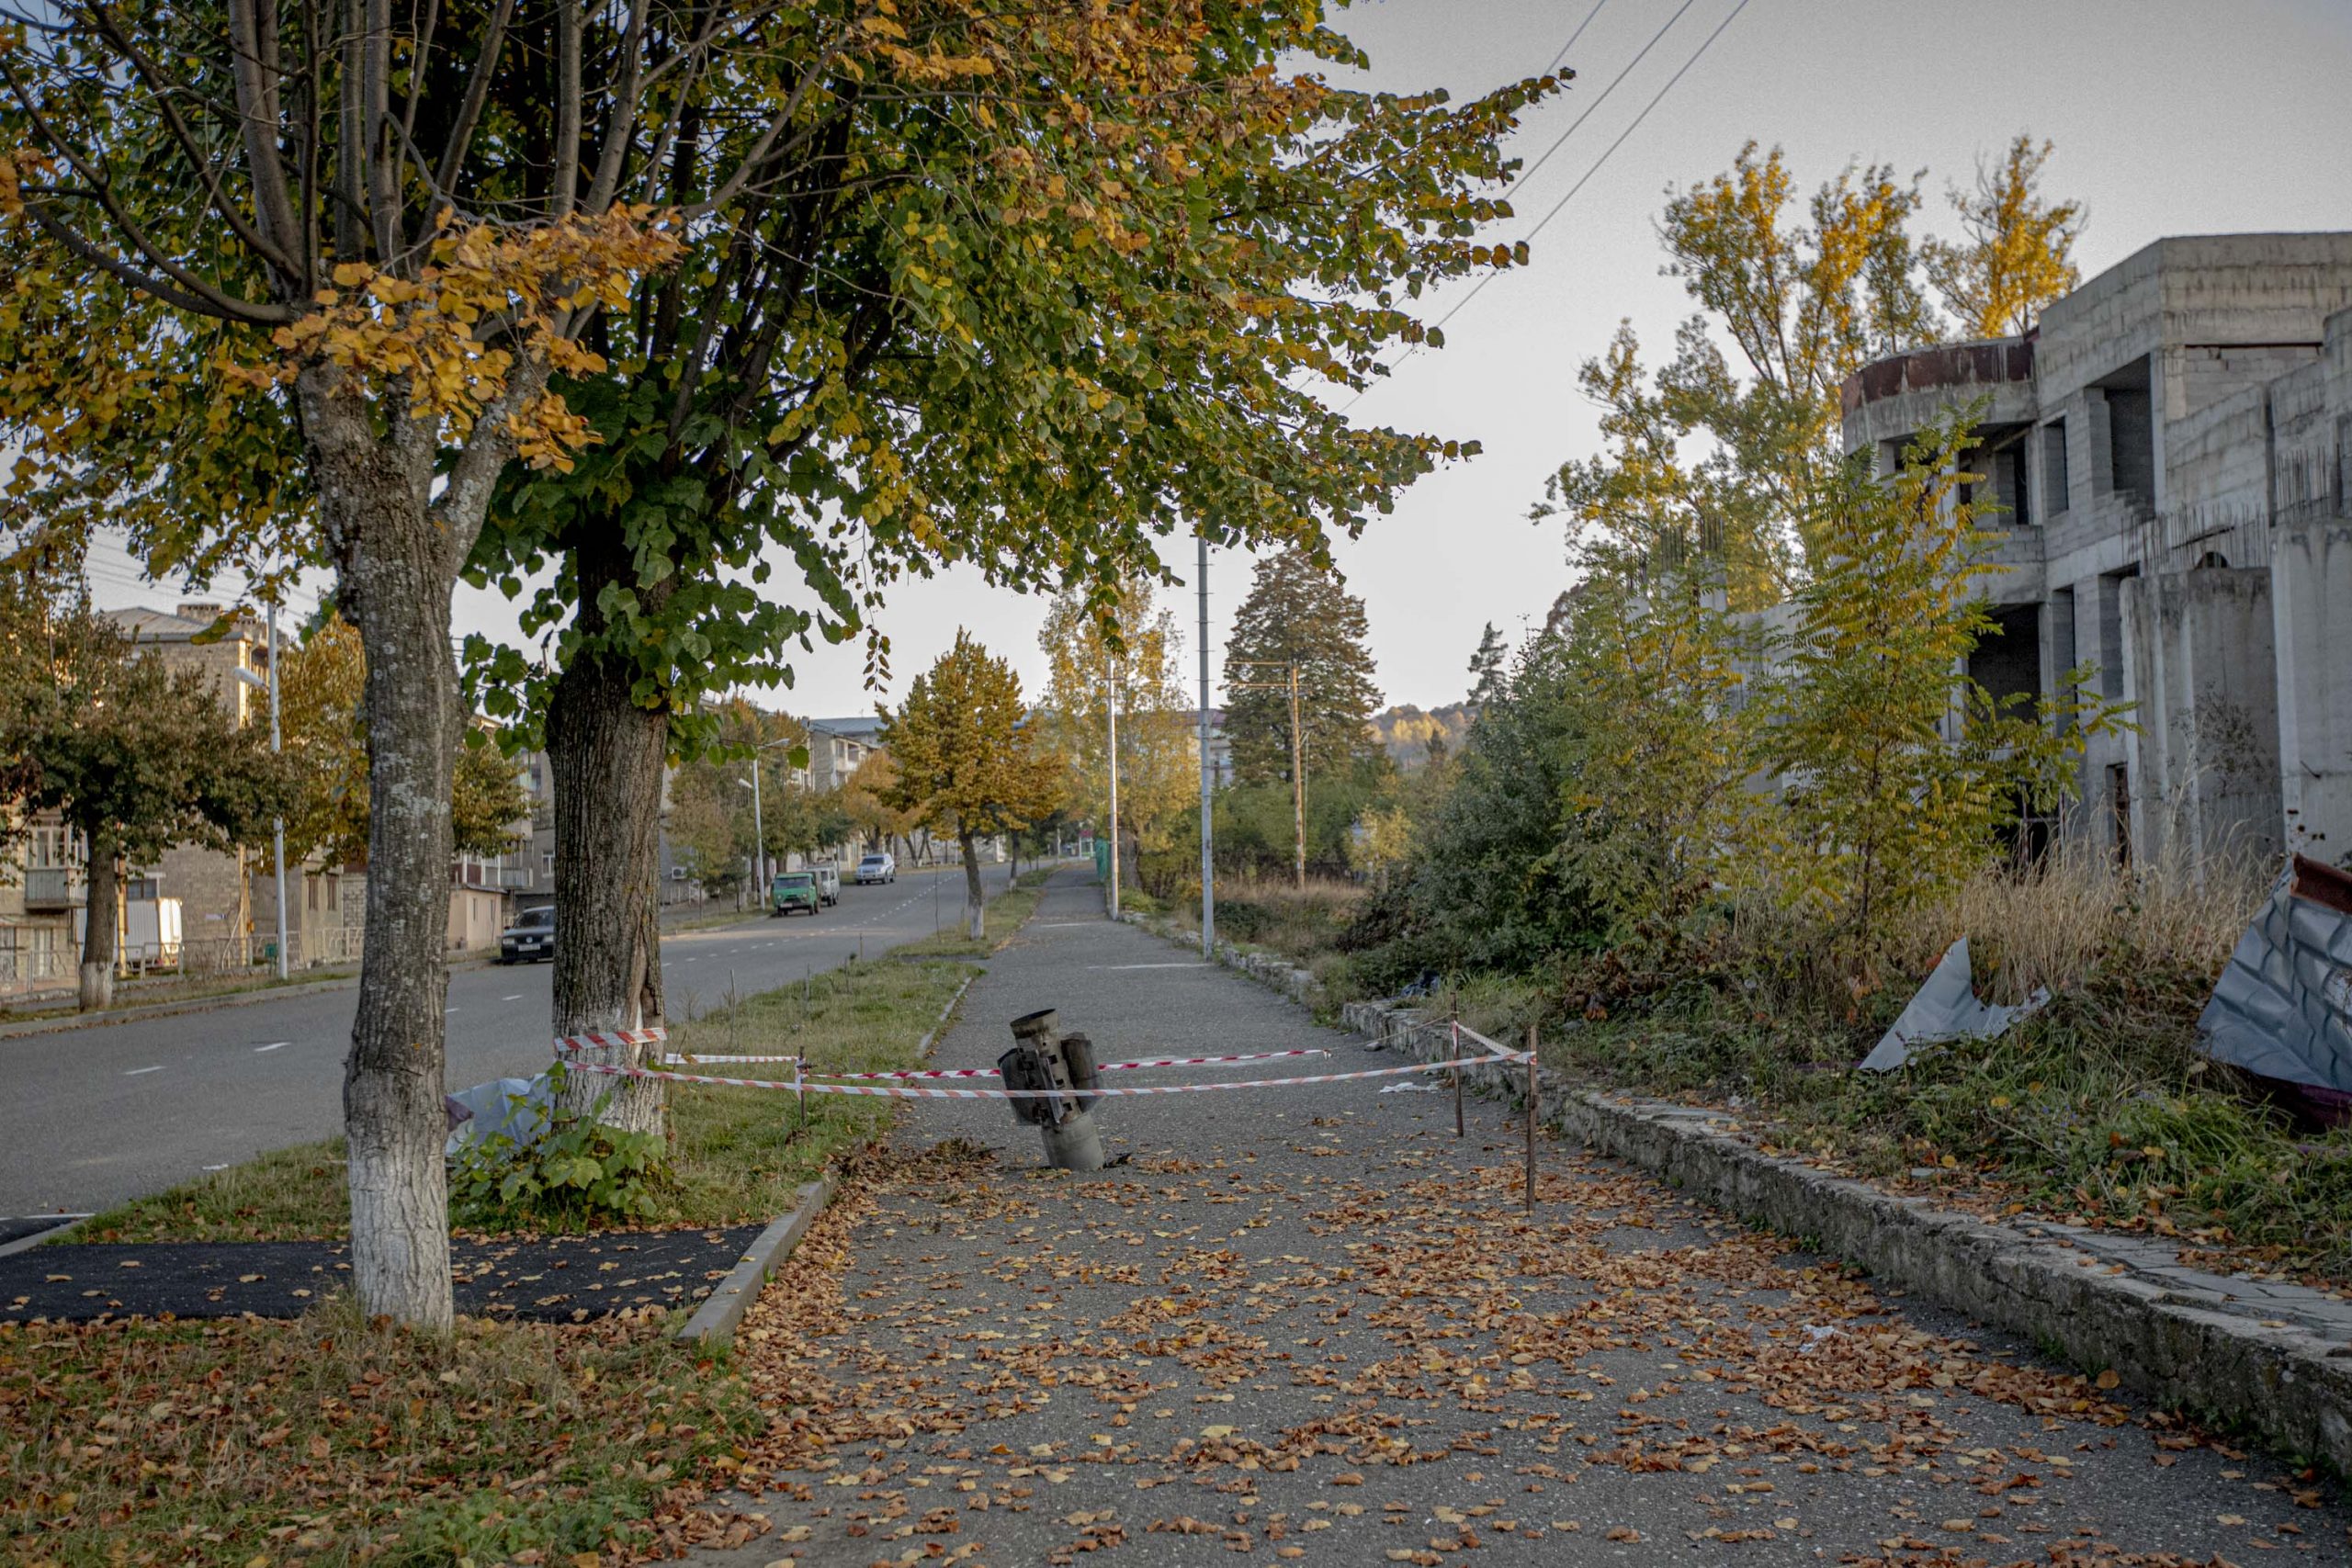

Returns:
769,870,820,917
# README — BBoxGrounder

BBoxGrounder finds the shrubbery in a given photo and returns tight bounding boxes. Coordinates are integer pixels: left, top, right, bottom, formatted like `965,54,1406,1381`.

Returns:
448,1067,673,1230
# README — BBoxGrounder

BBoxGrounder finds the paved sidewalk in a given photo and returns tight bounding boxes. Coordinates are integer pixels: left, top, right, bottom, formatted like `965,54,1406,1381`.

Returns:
688,869,2349,1565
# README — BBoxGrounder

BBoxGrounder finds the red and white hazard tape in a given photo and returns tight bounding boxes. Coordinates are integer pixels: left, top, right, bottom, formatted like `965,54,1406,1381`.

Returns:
663,1054,800,1066
804,1048,1330,1082
553,1026,669,1056
560,1051,1532,1100
650,1047,1327,1078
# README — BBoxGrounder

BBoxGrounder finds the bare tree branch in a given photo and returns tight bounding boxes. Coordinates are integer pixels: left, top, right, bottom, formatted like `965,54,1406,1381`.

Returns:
431,0,514,204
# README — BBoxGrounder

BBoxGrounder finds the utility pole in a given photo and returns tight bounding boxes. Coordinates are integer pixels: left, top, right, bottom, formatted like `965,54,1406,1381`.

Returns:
1196,535,1214,957
748,759,765,894
267,600,288,979
1228,659,1306,891
1105,662,1121,920
1287,663,1305,892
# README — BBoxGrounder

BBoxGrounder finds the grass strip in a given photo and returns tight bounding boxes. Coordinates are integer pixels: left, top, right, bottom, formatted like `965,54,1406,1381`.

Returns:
73,956,978,1246
1,1295,760,1567
889,867,1051,958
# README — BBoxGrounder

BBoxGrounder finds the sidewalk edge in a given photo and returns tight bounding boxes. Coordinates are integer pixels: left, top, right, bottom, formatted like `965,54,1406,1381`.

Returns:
1117,908,2352,1474
675,1175,838,1348
1342,994,2352,1477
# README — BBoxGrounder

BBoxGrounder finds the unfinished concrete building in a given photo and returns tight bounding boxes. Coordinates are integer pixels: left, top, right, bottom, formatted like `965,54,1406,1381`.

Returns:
1841,232,2352,868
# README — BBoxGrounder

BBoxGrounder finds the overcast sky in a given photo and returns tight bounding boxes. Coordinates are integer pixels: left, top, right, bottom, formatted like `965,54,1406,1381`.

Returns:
80,0,2352,720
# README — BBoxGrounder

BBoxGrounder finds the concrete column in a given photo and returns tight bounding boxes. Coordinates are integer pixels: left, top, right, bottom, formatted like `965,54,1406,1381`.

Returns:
2273,521,2352,861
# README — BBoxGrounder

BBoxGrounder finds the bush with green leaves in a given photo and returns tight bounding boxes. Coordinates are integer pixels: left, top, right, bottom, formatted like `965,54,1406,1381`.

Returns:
448,1068,672,1230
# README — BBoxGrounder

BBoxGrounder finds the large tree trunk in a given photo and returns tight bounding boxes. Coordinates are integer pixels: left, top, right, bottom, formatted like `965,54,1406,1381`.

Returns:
76,834,118,1012
962,831,986,941
306,367,536,1332
333,464,460,1331
547,633,668,1135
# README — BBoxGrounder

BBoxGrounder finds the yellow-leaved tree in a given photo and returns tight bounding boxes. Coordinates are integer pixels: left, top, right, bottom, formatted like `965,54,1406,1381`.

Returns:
881,635,1064,938
1038,577,1196,890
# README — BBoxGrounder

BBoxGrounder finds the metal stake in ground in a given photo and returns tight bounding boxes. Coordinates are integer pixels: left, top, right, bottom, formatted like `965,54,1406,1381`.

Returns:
1450,989,1464,1139
1525,1022,1538,1212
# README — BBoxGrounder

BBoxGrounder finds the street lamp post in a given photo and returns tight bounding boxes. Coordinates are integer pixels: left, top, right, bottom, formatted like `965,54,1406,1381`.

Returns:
741,735,799,903
267,600,287,978
1105,662,1121,920
1197,536,1214,958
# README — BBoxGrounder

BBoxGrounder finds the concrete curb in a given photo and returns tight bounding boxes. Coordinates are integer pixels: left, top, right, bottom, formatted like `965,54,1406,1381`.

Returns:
1114,908,2352,1472
915,975,978,1057
675,1175,836,1347
1338,994,2352,1476
672,957,974,1347
0,1216,90,1258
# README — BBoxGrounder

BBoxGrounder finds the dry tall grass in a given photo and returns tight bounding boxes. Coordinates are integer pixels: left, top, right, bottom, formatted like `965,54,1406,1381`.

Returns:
1891,838,2273,1003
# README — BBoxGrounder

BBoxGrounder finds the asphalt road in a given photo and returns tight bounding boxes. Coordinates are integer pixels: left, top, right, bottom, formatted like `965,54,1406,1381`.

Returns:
0,861,1012,1218
687,869,2352,1567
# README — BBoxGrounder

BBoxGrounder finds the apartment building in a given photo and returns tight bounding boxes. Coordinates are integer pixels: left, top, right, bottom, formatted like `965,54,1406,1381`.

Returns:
1839,231,2352,866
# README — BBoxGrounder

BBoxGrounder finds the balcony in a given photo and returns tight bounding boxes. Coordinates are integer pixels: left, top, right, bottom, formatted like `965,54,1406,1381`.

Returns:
21,867,83,909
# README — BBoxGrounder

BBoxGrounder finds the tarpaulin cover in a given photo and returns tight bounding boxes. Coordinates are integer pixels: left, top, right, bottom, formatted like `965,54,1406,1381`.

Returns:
2198,855,2352,1095
1858,936,2050,1073
444,1074,555,1158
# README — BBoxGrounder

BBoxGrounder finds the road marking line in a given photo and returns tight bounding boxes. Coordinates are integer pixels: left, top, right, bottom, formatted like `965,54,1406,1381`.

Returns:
445,1007,460,1014
501,994,524,1001
203,1163,231,1171
254,1042,289,1053
124,1065,165,1076
1091,963,1207,970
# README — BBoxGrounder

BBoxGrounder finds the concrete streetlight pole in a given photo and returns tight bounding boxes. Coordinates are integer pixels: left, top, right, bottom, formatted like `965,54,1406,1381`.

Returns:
1196,535,1214,958
267,600,288,979
1106,663,1121,921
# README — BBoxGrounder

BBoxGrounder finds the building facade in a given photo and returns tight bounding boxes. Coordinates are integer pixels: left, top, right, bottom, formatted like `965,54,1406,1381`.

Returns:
1840,232,2352,867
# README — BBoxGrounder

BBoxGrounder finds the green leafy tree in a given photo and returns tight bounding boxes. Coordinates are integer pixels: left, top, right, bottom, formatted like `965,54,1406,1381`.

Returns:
0,4,748,1326
453,6,1556,1102
881,635,1063,938
1763,417,2116,963
1223,549,1383,786
1922,134,2085,338
1550,570,1769,946
1377,631,1608,977
277,617,529,871
0,597,288,1010
1547,138,2086,595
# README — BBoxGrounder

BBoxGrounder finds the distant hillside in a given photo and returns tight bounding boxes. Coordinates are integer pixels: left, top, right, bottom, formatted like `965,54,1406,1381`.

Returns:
1370,703,1473,769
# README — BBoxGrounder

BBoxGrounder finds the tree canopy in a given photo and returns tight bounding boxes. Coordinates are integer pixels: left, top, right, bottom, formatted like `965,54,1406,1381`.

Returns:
1222,548,1382,786
1544,134,2084,597
277,618,530,872
881,633,1061,936
0,594,288,1008
1038,576,1195,863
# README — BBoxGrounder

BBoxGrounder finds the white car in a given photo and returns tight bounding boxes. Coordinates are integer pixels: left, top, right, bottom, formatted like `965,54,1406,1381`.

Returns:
856,852,897,885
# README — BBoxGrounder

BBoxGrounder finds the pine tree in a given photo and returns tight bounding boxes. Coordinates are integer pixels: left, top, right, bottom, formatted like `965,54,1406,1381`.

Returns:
1222,550,1381,786
1467,623,1510,710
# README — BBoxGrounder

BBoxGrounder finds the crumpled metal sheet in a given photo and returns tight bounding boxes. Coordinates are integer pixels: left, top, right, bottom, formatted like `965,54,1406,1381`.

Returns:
2198,855,2352,1094
443,1073,556,1158
1859,937,2051,1073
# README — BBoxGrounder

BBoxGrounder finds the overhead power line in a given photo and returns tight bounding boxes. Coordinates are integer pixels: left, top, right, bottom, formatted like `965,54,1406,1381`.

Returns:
1544,0,1610,76
1512,0,1695,207
1340,0,1754,412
